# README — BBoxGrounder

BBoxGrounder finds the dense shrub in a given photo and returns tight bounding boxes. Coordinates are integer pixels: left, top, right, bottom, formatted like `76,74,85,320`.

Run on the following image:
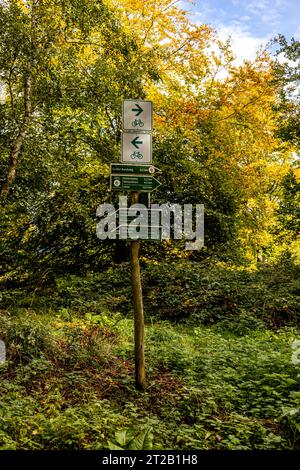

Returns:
2,262,300,327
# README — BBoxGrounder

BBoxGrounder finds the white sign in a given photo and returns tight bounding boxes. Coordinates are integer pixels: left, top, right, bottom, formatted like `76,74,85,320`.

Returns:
122,132,152,163
122,100,153,132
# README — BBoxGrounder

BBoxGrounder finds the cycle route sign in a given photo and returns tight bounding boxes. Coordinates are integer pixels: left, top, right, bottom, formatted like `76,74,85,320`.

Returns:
110,175,161,192
110,163,160,175
110,99,159,191
122,99,153,132
121,132,152,163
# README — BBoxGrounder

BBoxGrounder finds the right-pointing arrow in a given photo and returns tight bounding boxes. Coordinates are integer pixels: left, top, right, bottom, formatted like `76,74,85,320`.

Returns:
150,177,161,191
132,103,143,116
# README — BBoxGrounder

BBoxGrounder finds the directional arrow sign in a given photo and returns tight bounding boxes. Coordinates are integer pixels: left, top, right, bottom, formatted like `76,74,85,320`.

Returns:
122,132,152,163
131,136,143,149
132,103,143,116
110,163,161,175
122,99,153,132
110,175,161,192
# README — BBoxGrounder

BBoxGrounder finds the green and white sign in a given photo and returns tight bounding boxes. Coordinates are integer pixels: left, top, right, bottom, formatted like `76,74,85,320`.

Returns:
110,175,161,192
121,132,152,163
110,163,160,175
122,99,153,132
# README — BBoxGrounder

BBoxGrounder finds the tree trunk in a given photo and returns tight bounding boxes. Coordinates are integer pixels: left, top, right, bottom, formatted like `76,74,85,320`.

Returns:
114,239,129,263
0,74,32,199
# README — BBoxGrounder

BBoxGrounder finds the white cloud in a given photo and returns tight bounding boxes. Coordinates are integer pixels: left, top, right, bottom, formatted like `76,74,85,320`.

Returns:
276,52,299,68
245,0,284,26
183,0,297,70
217,24,271,65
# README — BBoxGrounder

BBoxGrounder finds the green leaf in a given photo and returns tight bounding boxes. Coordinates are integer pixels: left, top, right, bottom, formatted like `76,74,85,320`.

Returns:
115,429,128,447
128,427,153,450
107,441,124,450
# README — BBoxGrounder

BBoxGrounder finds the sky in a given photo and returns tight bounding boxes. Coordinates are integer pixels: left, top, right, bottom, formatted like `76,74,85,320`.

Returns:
181,0,300,63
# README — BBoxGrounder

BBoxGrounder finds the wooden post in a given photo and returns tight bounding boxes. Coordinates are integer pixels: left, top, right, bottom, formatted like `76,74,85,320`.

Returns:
130,191,146,390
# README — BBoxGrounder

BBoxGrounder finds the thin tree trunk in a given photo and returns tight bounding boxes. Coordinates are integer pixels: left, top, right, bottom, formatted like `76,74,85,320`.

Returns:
0,73,32,199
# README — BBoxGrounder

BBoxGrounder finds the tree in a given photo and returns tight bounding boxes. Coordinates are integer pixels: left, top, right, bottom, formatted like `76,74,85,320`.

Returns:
270,36,300,259
276,168,300,239
0,0,293,283
273,35,300,151
0,0,157,281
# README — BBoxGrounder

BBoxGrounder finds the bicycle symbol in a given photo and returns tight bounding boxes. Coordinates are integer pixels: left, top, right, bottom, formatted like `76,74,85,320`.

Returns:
132,119,144,128
130,151,143,160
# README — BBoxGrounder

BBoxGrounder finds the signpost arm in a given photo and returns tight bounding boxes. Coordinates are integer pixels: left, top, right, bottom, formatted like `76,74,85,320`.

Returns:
130,191,146,391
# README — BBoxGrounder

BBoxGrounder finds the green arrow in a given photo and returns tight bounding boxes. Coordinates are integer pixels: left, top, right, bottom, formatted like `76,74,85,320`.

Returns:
131,136,143,149
148,177,161,191
132,103,143,116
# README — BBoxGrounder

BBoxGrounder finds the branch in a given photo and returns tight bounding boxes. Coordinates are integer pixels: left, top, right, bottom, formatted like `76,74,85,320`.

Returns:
215,89,270,123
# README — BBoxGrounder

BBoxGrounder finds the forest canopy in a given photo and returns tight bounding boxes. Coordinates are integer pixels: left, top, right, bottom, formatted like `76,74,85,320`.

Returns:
0,0,299,283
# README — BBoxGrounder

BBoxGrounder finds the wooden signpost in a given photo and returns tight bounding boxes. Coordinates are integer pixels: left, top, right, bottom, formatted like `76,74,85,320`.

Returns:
109,99,159,390
130,190,145,390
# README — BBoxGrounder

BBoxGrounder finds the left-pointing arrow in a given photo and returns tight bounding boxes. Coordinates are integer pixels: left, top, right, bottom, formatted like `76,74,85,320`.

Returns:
131,136,143,149
132,103,143,116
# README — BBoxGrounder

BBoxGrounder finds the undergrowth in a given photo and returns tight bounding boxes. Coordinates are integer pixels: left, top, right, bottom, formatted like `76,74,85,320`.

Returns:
0,309,300,450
